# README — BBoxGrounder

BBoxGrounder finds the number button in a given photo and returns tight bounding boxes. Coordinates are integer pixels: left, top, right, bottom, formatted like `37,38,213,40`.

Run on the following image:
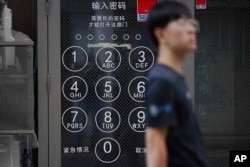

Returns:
95,77,121,102
95,138,121,163
128,76,148,102
128,107,147,133
138,51,146,63
129,46,155,72
62,107,88,133
95,107,121,133
96,47,121,72
62,46,88,72
104,81,112,93
62,76,88,102
103,141,112,153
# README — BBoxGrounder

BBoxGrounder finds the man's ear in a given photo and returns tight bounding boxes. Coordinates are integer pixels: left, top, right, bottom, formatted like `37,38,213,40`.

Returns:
154,28,166,44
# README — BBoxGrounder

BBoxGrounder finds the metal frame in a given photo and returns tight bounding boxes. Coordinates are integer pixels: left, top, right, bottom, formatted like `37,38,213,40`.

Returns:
48,0,61,166
38,0,61,166
38,0,49,167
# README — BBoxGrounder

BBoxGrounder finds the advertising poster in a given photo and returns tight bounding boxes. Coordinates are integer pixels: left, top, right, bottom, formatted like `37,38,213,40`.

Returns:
61,0,157,166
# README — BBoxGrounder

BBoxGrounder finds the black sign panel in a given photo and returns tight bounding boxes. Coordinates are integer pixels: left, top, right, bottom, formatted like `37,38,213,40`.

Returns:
61,0,157,166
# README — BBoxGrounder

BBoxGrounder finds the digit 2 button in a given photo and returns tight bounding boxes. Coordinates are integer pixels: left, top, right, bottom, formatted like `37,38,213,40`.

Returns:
129,46,154,72
62,46,88,72
96,47,121,72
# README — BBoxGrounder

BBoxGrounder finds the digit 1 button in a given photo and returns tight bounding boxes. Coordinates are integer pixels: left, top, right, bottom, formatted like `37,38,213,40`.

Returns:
129,46,155,72
95,138,121,163
62,107,88,133
95,47,121,72
128,76,148,102
128,107,147,133
62,76,88,102
95,76,121,102
95,107,121,133
62,46,88,72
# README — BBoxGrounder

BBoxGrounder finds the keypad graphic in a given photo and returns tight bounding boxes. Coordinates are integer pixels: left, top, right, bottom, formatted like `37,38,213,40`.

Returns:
61,1,157,165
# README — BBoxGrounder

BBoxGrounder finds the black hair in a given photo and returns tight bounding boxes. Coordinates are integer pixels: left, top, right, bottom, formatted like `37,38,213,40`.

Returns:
147,1,192,46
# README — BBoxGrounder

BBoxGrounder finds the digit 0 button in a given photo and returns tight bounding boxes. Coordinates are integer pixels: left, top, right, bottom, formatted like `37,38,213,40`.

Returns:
95,138,121,163
129,46,154,72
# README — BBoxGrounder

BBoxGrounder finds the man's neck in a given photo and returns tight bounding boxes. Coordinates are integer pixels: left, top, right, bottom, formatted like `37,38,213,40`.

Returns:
157,46,186,75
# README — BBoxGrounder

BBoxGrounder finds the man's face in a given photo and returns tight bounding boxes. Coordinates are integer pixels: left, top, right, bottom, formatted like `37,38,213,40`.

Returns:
161,17,198,53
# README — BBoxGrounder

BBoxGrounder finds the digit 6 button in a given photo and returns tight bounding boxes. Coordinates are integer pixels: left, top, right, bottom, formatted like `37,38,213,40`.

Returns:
128,76,148,102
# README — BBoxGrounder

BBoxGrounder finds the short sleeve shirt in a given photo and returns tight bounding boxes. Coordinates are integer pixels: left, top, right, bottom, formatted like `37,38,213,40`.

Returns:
146,63,209,167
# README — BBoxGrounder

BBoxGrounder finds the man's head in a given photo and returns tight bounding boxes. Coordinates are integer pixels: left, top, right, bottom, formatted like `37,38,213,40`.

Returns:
147,1,198,53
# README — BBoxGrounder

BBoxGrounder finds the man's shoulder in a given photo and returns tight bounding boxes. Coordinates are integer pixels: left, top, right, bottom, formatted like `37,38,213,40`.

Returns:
148,64,180,85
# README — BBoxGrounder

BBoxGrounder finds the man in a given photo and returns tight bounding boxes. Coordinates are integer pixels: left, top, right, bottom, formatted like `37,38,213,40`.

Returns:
145,1,209,167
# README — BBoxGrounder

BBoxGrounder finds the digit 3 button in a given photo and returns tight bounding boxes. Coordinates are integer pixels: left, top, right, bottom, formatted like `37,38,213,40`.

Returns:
129,46,155,72
95,76,121,102
128,76,148,102
128,107,147,133
62,76,88,102
95,47,121,72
